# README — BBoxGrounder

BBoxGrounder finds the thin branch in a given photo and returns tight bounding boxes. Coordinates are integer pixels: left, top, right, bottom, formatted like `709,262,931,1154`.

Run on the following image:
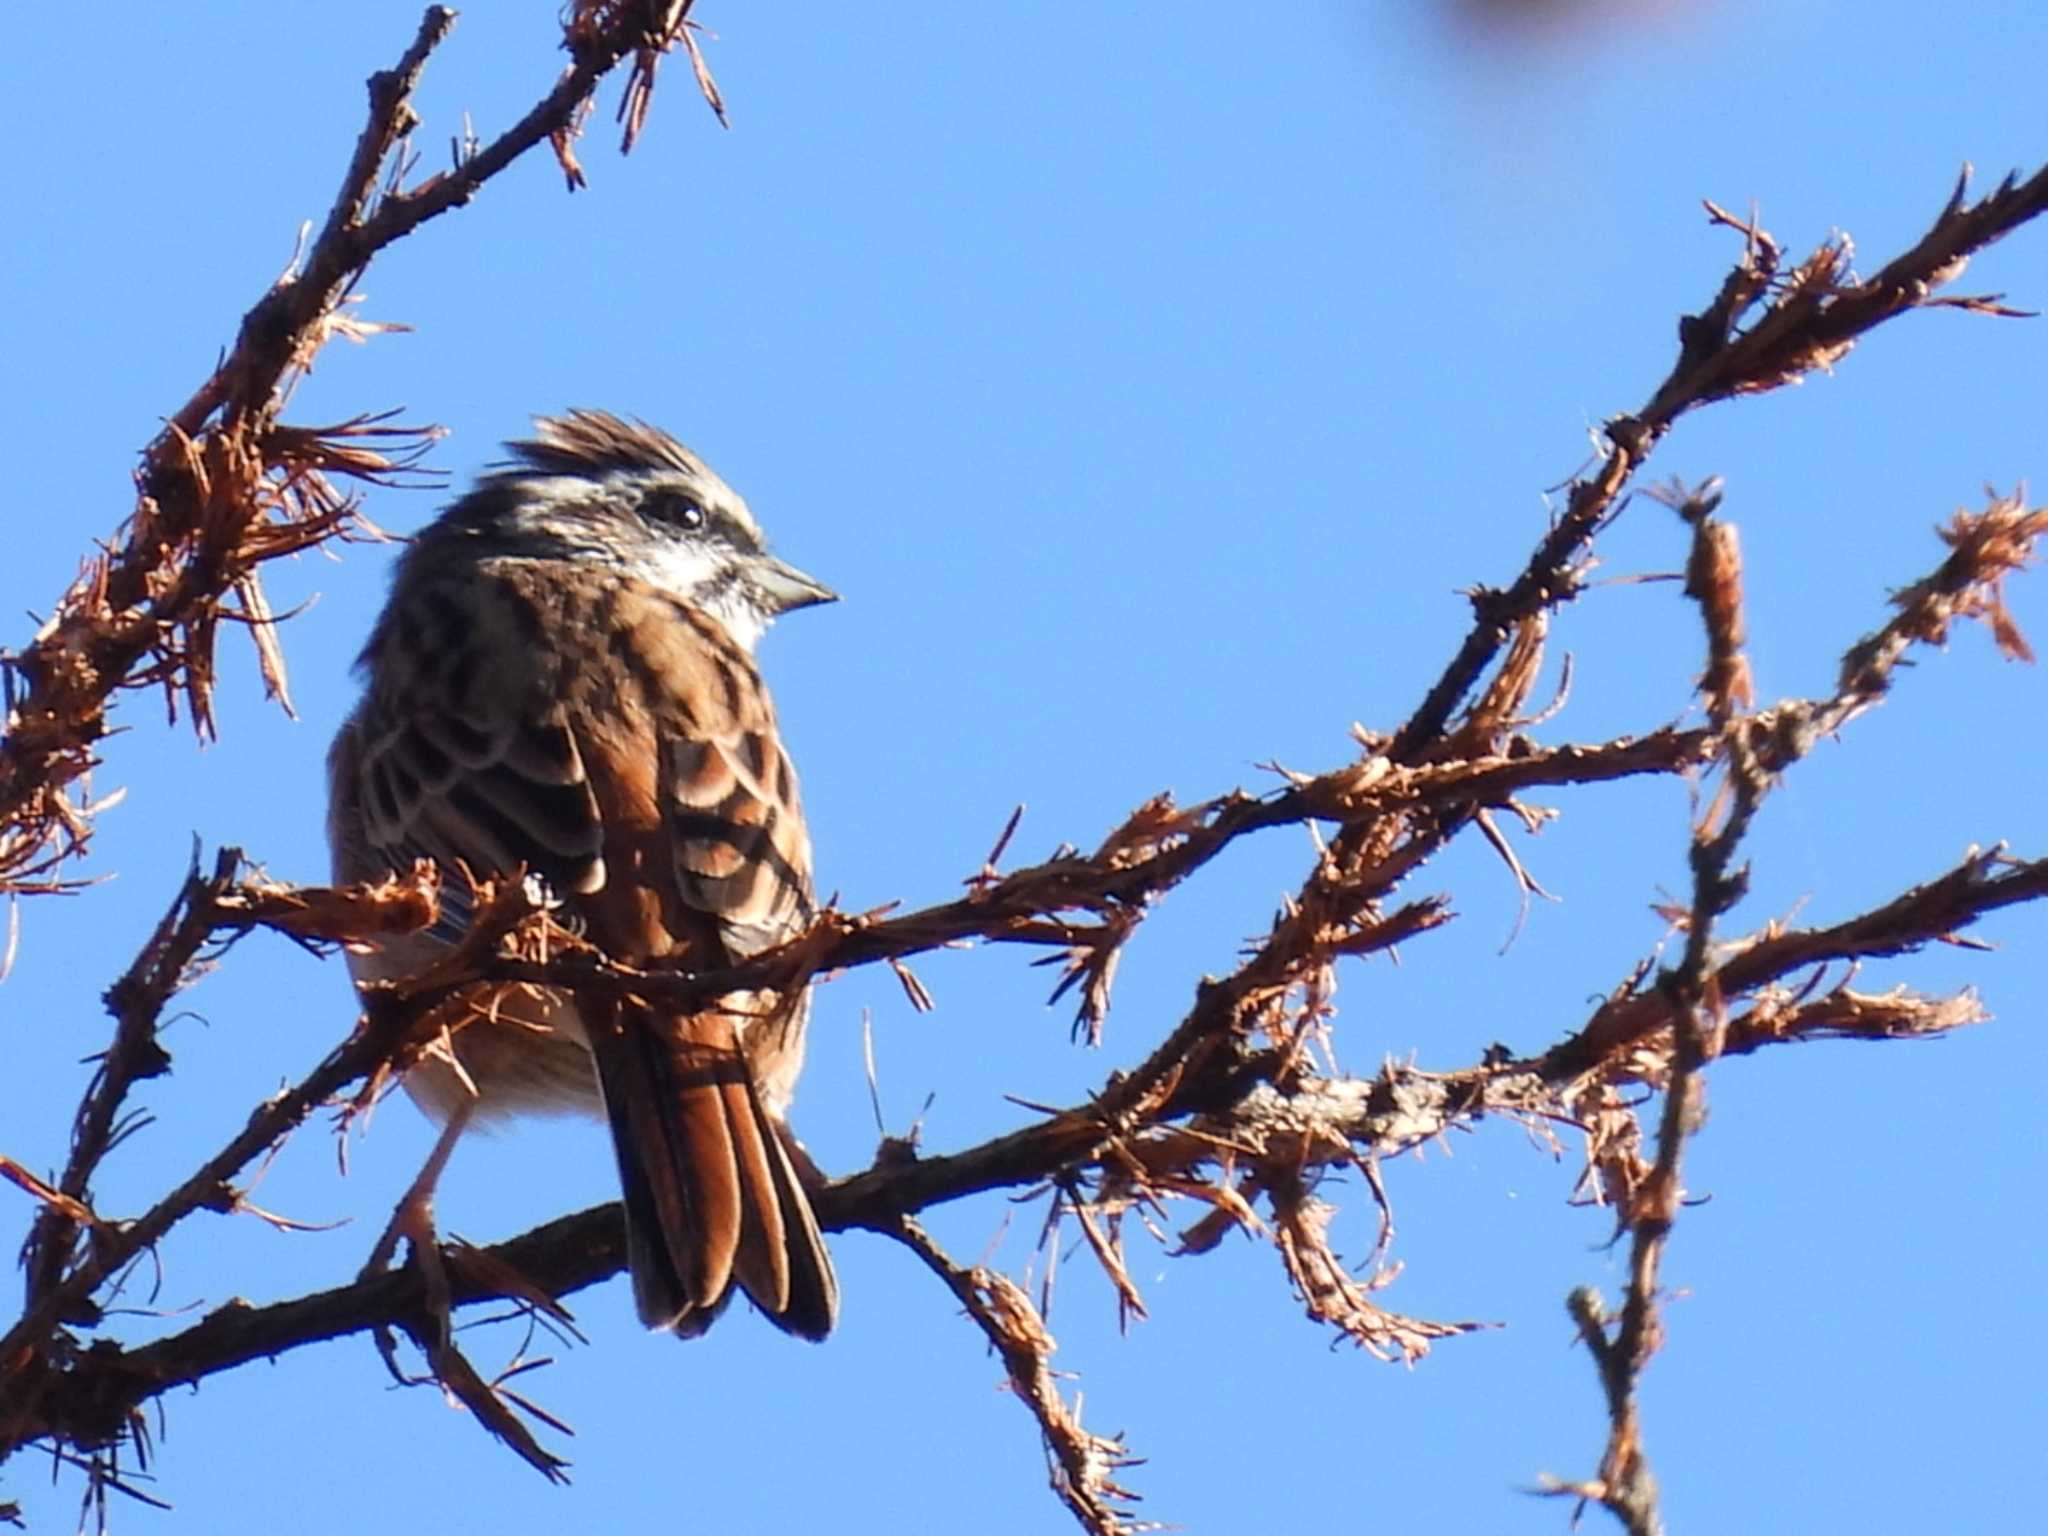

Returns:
1542,481,1758,1534
887,1217,1148,1536
18,848,243,1318
1391,165,2048,761
0,1,705,908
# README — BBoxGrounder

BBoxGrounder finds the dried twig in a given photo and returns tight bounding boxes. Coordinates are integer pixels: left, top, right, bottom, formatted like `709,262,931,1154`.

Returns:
1391,168,2048,762
17,848,245,1319
888,1217,1148,1536
1538,481,1762,1534
0,2,709,912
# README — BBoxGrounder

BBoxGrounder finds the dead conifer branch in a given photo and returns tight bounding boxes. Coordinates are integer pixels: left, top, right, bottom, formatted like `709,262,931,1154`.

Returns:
1835,488,2048,712
360,728,1711,1029
1719,980,1986,1054
889,1217,1149,1536
0,870,547,1423
1393,161,2048,763
1656,477,1754,725
1546,486,1765,1536
0,819,2017,1479
16,847,247,1322
212,861,443,949
0,1,712,916
1544,842,2041,1084
1645,164,2048,423
1269,1171,1491,1361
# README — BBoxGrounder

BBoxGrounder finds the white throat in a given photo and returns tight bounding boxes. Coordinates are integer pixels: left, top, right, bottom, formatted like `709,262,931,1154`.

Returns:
630,540,769,653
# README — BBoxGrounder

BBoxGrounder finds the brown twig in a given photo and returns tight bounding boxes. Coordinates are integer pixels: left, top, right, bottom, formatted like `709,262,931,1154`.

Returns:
0,1,707,911
1269,1169,1492,1360
887,1216,1148,1536
1540,481,1761,1534
18,847,244,1318
1390,166,2048,763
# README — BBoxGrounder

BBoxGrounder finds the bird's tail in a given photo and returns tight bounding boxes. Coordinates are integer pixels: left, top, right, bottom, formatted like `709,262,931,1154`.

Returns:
589,1000,837,1340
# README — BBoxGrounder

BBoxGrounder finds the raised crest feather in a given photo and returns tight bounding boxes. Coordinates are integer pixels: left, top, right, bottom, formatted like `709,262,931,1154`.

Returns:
495,409,720,482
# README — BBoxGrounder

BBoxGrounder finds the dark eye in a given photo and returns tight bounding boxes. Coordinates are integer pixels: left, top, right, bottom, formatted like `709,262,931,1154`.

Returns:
649,492,706,531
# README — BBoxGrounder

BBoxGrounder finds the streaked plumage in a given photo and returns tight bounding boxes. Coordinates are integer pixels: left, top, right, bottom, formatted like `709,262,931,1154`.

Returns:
328,410,838,1339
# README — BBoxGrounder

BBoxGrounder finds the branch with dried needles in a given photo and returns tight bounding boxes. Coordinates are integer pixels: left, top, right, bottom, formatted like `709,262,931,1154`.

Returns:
1391,163,2048,764
1525,480,2048,1535
4,832,2029,1476
890,1217,1147,1536
0,1,719,909
1532,481,1754,1534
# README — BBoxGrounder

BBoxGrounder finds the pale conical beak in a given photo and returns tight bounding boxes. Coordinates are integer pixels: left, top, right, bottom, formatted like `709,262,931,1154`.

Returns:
758,556,839,614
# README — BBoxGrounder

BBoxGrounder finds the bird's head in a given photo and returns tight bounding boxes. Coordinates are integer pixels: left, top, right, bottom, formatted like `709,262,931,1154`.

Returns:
418,409,836,651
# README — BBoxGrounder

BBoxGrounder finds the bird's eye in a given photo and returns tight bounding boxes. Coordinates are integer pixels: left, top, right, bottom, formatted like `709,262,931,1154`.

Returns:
650,493,706,531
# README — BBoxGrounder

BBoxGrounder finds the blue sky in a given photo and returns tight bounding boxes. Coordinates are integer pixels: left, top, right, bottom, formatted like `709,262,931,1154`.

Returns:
6,2,2046,1531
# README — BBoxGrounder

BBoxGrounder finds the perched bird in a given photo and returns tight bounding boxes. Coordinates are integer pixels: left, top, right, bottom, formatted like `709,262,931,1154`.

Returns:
327,410,839,1339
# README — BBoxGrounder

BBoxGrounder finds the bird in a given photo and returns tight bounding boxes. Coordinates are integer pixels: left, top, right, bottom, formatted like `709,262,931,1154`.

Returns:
327,409,839,1340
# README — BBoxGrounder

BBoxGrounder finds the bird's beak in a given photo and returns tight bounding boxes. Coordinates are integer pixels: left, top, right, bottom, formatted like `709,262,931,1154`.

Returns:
758,556,839,614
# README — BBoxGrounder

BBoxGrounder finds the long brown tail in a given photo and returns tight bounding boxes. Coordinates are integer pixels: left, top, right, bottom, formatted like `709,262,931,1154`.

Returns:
589,1000,837,1340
